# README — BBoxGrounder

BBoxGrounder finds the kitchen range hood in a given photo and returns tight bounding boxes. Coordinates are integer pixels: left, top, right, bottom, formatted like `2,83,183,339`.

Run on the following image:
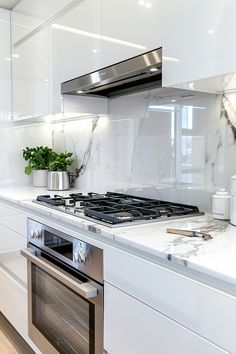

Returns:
61,47,162,97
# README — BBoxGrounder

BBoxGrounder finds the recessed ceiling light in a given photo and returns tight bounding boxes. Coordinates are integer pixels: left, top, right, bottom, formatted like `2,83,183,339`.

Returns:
77,90,84,94
171,99,176,102
208,29,214,34
150,67,158,72
92,49,98,53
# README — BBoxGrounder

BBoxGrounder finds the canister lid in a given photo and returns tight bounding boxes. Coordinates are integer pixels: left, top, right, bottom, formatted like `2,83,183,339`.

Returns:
213,188,231,198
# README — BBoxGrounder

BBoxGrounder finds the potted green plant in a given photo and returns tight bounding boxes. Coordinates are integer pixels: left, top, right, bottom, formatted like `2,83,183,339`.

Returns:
23,146,54,187
48,151,74,191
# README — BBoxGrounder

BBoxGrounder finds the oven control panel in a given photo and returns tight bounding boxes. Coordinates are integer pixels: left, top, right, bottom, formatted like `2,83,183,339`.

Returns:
27,218,103,283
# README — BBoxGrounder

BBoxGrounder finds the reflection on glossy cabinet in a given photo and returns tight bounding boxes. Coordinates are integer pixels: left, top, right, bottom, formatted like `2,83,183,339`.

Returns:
162,0,236,90
0,9,11,121
104,283,228,354
101,0,162,67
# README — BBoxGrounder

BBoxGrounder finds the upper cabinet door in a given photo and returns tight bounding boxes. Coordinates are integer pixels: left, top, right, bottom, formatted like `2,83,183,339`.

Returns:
11,0,102,119
100,0,162,67
50,0,102,113
0,9,11,121
162,0,236,91
11,12,52,120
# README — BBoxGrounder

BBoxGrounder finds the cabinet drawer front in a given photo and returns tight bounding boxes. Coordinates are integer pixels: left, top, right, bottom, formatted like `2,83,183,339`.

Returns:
0,202,27,236
0,266,27,339
0,223,26,251
0,266,40,353
104,247,234,352
0,249,27,285
104,283,227,354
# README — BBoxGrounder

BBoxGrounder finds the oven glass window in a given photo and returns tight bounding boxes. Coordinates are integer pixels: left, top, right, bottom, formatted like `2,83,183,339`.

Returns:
44,230,73,260
31,264,95,354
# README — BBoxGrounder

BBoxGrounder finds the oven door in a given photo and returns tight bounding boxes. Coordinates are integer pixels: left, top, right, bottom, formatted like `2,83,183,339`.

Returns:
21,247,103,354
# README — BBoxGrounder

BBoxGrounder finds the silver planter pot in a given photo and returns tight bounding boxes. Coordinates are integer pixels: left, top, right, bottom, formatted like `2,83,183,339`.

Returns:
47,171,70,191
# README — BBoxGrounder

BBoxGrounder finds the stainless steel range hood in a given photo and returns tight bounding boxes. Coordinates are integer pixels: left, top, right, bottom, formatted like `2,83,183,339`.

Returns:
61,47,162,97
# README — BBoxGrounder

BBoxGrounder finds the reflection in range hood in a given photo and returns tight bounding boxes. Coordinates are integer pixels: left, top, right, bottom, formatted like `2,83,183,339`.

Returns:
61,48,162,98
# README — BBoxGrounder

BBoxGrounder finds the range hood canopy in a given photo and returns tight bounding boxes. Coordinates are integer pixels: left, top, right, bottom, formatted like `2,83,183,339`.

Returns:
61,47,162,98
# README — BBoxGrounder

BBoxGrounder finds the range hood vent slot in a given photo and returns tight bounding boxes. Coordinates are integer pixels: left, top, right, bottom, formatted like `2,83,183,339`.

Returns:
61,47,162,97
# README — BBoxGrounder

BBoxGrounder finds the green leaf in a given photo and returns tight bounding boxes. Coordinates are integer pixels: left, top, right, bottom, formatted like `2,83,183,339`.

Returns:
25,165,32,175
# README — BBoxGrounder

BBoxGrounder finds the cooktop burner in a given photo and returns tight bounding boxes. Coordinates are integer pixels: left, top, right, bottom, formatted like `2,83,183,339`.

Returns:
33,192,203,227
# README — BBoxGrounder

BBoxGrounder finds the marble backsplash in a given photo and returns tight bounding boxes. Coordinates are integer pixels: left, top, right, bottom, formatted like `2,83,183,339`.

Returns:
0,88,236,212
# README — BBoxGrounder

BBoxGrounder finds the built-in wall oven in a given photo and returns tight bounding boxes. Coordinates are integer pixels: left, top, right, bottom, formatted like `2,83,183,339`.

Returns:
21,219,103,354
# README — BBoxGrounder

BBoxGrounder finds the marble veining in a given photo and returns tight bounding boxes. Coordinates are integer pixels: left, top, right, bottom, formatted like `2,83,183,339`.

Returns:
1,88,236,213
221,94,236,139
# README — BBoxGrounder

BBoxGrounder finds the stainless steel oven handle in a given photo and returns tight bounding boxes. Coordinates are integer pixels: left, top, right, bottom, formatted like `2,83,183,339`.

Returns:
21,248,98,299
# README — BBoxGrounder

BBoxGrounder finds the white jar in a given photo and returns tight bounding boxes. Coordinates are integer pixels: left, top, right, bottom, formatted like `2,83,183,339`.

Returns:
212,188,230,220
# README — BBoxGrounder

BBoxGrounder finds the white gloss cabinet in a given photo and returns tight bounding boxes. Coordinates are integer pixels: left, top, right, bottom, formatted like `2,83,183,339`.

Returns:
11,12,52,120
100,0,162,67
50,0,102,113
0,202,40,353
162,0,236,91
104,246,235,353
11,0,103,118
104,283,228,354
0,9,11,121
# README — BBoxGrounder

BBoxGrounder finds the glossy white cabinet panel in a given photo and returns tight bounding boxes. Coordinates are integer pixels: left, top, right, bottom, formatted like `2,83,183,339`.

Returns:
13,0,74,38
0,266,41,353
104,247,235,353
12,0,103,116
163,0,236,90
0,202,27,236
0,9,11,121
104,283,228,354
101,0,162,67
0,249,27,285
51,0,102,112
0,224,25,252
11,19,51,119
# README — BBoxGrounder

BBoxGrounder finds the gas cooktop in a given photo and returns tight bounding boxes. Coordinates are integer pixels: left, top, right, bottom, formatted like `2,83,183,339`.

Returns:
33,192,204,228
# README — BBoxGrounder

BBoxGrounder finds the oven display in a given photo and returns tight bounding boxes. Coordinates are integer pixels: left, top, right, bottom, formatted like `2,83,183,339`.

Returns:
44,231,73,260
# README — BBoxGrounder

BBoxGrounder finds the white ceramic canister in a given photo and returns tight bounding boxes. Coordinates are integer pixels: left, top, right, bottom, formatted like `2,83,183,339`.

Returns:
230,175,236,225
212,188,230,220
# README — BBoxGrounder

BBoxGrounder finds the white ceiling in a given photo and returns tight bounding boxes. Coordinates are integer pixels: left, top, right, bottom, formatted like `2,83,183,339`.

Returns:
0,0,21,10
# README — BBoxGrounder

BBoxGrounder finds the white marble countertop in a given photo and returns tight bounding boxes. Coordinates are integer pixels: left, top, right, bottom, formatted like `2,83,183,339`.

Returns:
0,186,236,287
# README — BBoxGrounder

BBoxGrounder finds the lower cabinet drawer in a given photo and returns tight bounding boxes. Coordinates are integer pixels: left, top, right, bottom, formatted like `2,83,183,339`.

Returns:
0,249,27,285
104,247,235,353
0,266,28,339
0,266,40,353
0,202,27,236
104,283,228,354
0,223,26,251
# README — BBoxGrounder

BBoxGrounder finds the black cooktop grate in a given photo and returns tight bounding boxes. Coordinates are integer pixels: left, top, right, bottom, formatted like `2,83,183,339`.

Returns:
35,192,201,225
